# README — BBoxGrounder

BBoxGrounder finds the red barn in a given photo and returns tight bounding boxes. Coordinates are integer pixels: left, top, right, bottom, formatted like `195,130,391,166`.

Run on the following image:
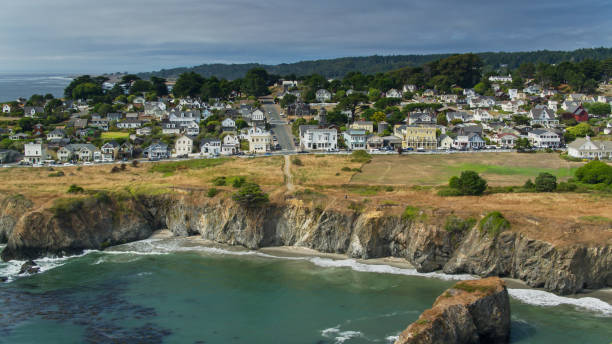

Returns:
572,104,589,122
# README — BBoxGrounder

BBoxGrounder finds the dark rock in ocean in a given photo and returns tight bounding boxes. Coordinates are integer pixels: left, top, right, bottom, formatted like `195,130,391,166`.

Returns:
0,276,7,282
19,260,40,274
394,277,510,344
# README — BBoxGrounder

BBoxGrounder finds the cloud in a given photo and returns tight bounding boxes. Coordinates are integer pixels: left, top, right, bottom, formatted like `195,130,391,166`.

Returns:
0,0,610,73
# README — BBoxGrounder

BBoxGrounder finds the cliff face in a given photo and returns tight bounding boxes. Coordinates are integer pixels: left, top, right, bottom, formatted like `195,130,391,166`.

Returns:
0,195,33,243
394,277,510,344
0,195,165,261
1,193,611,295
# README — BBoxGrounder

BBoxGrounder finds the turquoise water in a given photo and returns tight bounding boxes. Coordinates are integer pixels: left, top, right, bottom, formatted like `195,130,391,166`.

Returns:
0,239,611,344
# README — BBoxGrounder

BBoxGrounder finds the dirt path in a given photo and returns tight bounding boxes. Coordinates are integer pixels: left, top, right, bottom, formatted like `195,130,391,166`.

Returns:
284,155,294,192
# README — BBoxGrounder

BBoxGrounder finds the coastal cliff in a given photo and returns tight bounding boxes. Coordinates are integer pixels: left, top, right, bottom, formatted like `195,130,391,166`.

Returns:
394,277,510,344
1,193,611,294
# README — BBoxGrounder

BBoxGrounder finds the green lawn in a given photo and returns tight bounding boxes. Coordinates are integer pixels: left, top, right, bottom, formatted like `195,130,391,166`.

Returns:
101,132,130,140
444,163,577,178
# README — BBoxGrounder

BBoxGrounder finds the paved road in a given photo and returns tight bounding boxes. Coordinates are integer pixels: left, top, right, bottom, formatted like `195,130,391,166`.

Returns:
260,98,296,152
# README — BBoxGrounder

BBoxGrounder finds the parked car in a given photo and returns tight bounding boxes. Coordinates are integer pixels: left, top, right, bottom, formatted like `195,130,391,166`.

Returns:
63,162,75,166
83,162,94,166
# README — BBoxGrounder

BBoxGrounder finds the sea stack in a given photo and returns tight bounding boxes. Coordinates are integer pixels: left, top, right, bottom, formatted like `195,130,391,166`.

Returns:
395,277,510,344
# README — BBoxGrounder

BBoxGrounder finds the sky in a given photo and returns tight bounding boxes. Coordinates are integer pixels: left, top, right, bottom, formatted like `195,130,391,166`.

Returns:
0,0,611,74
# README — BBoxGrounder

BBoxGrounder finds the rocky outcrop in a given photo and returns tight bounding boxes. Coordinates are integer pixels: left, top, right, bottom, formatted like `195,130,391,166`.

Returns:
394,277,510,344
0,194,166,261
1,193,611,294
19,260,40,274
0,194,33,243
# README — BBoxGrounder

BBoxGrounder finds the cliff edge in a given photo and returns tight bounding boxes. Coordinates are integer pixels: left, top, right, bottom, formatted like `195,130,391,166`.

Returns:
395,277,510,344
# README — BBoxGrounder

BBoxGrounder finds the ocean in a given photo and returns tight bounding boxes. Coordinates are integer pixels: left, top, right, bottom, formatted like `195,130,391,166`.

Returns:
0,74,73,102
1,238,611,344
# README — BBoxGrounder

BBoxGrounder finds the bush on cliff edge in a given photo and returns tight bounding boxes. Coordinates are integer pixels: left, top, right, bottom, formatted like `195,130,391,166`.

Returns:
231,182,269,207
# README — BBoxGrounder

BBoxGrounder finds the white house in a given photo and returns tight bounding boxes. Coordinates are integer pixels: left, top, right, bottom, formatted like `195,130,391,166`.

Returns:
200,138,221,156
315,89,332,103
221,118,236,131
528,129,560,148
403,84,417,93
473,109,493,122
342,129,367,150
183,121,200,136
101,141,119,161
568,136,612,159
529,108,558,127
117,119,142,129
492,133,519,148
23,106,44,118
174,135,193,157
136,127,152,136
453,133,485,150
247,127,272,153
438,135,454,149
508,89,518,100
46,128,66,141
24,143,46,164
385,89,402,98
300,128,337,151
2,104,11,113
162,122,180,135
488,75,512,83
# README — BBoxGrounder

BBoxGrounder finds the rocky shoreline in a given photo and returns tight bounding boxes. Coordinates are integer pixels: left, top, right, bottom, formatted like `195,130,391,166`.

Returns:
1,193,611,295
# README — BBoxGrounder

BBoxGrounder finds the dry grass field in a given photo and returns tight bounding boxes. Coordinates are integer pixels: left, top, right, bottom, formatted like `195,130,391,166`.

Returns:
0,156,284,208
1,152,610,245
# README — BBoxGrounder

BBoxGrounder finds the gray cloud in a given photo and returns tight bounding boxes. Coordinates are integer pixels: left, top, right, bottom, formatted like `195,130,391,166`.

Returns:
0,0,610,73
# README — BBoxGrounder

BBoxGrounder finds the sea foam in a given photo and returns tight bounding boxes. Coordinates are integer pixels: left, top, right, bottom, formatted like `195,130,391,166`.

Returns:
508,288,612,316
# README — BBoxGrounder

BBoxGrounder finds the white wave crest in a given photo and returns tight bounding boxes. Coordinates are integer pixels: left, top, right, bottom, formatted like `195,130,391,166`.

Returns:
0,249,97,283
308,257,475,281
508,289,612,316
386,335,399,343
321,326,363,343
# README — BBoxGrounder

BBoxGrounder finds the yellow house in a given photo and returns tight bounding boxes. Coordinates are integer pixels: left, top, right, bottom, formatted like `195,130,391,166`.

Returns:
393,125,437,150
350,121,374,133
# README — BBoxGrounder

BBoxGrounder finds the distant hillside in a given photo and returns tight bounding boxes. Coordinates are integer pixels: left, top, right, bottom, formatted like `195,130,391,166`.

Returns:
137,47,612,80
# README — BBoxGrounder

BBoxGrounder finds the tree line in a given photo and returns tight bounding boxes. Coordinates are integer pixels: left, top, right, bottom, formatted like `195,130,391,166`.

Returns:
136,47,612,80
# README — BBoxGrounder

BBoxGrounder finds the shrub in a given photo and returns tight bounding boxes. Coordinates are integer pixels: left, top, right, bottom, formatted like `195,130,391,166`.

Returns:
448,171,487,196
437,187,464,196
479,211,510,237
120,163,127,171
444,216,476,233
523,179,535,190
557,181,577,192
131,160,140,167
212,176,227,186
110,165,121,173
67,184,85,194
350,150,372,163
341,166,352,172
534,172,557,192
231,183,269,207
291,157,303,166
402,206,423,221
347,201,366,213
48,171,65,177
575,161,612,185
351,168,362,172
207,188,220,198
228,176,246,188
385,186,394,192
